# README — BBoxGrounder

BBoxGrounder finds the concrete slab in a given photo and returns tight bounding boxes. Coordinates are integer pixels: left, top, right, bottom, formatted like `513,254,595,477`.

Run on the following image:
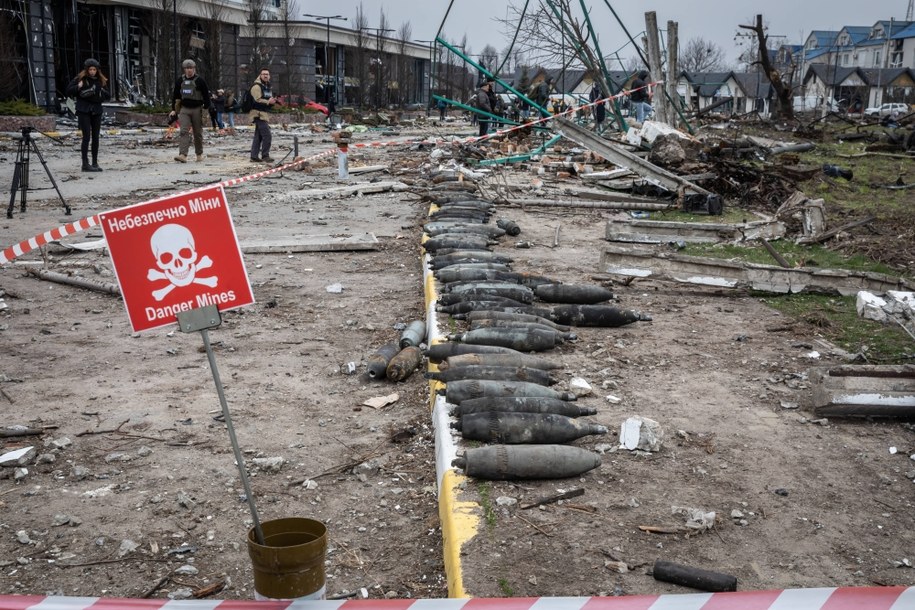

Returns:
810,365,915,417
605,219,786,244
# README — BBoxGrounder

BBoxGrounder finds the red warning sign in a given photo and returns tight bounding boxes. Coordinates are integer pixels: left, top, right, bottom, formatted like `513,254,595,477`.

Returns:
101,185,255,332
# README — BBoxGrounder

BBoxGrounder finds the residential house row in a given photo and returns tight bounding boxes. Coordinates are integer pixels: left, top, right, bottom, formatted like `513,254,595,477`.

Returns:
775,18,915,105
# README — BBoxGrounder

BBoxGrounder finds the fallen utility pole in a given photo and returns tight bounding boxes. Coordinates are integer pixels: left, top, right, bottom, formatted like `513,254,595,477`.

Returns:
507,198,672,211
555,118,713,197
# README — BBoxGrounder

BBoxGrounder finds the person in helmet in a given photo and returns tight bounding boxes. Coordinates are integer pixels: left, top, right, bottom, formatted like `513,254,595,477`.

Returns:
66,58,110,172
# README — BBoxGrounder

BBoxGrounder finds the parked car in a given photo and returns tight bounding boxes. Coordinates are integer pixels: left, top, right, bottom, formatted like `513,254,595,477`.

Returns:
863,102,909,117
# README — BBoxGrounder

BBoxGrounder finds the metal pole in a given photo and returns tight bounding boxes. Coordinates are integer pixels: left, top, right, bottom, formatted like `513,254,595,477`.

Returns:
200,326,264,545
325,18,330,105
172,0,178,76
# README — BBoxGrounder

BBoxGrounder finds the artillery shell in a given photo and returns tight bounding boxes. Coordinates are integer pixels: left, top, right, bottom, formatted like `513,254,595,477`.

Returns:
441,352,562,371
455,396,597,417
450,327,557,352
534,283,614,304
549,304,644,327
386,346,423,382
436,300,530,315
454,411,608,443
399,320,427,349
442,379,576,404
424,342,524,363
496,218,521,236
652,560,737,593
423,235,492,252
469,319,577,342
367,343,399,380
452,444,602,480
424,223,505,238
426,365,555,386
465,310,570,332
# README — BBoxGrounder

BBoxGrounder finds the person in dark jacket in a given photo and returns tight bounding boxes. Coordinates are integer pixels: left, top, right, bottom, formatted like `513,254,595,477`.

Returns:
475,81,493,137
590,82,606,131
169,59,211,162
66,58,110,172
630,70,652,122
211,89,226,131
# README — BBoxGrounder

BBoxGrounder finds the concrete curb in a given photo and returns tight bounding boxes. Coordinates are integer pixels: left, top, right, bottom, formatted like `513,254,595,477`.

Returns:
422,226,479,598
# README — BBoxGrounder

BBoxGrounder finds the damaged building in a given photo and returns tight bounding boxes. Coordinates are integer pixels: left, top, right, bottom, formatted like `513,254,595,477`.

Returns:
0,0,432,111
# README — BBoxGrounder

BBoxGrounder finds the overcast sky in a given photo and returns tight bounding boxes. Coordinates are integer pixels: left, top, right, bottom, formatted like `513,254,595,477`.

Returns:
299,1,910,66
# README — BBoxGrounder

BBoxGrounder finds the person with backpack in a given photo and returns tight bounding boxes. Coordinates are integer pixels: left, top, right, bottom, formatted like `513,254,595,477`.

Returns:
247,68,277,163
66,58,110,172
168,59,211,162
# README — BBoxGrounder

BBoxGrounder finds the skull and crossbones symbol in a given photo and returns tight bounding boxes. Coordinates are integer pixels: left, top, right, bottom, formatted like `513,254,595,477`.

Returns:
147,224,218,301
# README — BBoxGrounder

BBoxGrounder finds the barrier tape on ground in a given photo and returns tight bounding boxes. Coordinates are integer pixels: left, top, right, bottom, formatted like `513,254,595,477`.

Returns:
1,81,658,267
0,147,337,266
0,587,912,609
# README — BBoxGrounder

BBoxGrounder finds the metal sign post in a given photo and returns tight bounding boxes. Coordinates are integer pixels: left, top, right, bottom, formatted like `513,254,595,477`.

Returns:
177,304,264,545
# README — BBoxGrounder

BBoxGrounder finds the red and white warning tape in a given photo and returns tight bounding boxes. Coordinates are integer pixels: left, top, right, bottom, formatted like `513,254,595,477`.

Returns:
0,587,912,609
2,83,657,267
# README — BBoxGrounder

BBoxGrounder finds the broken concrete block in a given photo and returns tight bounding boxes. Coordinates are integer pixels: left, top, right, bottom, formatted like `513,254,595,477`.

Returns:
252,456,285,473
0,446,36,467
856,291,887,322
885,291,915,316
569,377,593,397
620,416,663,452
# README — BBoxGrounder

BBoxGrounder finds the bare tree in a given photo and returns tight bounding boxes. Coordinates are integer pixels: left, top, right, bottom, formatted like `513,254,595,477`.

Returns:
350,4,370,107
738,14,793,119
480,44,498,78
247,0,269,70
146,0,187,103
201,0,228,91
396,21,412,107
276,0,301,97
373,9,390,108
680,37,726,73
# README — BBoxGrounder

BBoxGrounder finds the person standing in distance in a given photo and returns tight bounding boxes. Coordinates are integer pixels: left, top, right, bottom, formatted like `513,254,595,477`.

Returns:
630,70,652,123
475,81,493,138
248,68,277,163
169,59,211,162
66,58,110,172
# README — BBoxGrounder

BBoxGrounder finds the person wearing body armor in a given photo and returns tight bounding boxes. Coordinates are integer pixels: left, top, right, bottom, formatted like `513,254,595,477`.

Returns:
169,59,211,162
248,68,277,163
66,58,110,172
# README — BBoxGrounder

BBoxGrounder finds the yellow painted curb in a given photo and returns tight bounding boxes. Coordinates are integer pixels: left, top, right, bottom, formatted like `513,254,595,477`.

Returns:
422,201,481,598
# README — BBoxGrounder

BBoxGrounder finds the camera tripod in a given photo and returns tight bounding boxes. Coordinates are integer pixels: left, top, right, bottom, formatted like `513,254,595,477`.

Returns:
7,126,70,219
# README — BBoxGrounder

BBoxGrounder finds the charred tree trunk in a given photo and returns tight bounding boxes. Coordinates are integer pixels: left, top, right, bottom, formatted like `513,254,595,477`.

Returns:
739,14,793,120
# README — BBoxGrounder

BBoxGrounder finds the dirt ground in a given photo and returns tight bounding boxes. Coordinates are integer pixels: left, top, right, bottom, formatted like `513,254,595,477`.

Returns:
0,116,914,602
